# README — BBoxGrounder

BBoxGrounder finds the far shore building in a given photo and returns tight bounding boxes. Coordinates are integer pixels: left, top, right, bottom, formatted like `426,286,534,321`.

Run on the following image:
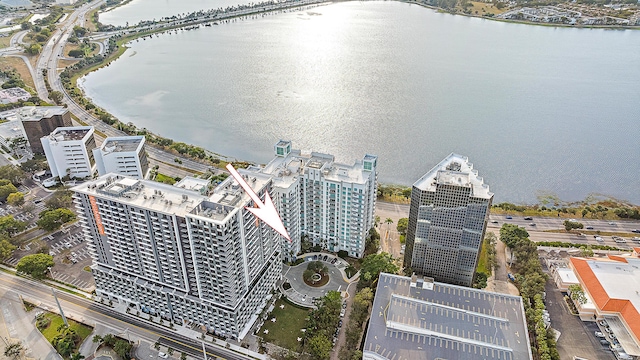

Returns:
568,250,640,358
363,272,532,360
93,135,148,179
18,106,71,154
248,140,378,260
41,126,96,179
403,153,493,287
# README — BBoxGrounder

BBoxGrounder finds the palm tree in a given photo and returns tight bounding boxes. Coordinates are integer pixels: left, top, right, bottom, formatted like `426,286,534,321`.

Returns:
385,218,393,231
70,353,85,360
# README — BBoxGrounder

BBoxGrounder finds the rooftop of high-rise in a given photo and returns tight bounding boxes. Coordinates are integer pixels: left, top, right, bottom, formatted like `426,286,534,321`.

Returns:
44,126,93,142
100,136,145,153
259,140,377,187
413,153,493,199
73,170,272,223
17,106,67,121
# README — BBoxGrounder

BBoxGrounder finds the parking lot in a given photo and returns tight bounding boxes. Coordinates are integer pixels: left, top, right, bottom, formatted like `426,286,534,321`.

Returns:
545,279,615,360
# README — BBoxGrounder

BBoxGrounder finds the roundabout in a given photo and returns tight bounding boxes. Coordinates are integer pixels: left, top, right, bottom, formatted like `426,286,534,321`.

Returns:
281,253,354,308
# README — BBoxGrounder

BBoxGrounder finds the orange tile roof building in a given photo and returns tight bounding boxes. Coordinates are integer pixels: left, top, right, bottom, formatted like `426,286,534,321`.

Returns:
569,248,640,357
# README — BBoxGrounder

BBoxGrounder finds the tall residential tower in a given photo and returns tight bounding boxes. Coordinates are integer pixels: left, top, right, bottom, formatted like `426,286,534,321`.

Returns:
73,171,282,340
403,154,493,287
250,140,378,259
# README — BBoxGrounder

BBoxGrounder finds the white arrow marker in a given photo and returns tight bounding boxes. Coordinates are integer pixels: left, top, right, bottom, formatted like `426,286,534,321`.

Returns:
226,164,291,242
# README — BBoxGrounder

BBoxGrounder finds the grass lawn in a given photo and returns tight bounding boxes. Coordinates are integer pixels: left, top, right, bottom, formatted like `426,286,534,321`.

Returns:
477,240,490,275
155,173,176,185
260,298,310,351
39,312,93,346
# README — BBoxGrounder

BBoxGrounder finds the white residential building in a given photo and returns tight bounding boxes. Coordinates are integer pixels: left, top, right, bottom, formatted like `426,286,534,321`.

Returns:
93,136,148,179
249,140,378,259
41,126,96,179
72,171,282,340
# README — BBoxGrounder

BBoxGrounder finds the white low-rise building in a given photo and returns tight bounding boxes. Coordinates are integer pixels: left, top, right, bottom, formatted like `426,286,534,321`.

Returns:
41,126,96,179
93,136,148,179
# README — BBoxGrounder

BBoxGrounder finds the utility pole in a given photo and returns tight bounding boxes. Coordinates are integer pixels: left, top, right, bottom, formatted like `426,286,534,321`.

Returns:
201,341,207,360
51,288,68,327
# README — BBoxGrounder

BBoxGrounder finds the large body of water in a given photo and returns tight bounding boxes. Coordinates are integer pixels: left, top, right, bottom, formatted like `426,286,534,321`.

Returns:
83,1,640,204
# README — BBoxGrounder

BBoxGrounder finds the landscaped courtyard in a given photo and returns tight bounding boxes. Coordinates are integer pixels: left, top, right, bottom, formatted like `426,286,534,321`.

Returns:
259,298,310,351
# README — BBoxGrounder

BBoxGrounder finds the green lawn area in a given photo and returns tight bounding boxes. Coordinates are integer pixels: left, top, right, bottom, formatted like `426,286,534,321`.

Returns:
39,312,93,347
155,173,176,185
260,298,310,351
476,240,490,275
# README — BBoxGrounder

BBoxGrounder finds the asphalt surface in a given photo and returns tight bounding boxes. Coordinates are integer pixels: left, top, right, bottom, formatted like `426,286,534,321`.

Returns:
0,272,252,360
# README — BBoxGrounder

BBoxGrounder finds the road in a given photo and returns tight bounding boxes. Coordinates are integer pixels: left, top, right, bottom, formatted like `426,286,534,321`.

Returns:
488,214,640,233
0,272,251,360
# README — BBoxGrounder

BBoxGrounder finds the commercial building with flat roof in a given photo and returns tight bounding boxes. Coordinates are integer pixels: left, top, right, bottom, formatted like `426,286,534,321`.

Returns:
42,126,96,179
363,272,532,360
248,140,377,259
404,153,493,287
18,106,71,154
93,136,148,179
72,171,282,340
569,251,640,357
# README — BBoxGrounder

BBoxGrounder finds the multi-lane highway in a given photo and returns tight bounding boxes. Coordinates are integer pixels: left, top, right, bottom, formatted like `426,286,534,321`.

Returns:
0,271,251,360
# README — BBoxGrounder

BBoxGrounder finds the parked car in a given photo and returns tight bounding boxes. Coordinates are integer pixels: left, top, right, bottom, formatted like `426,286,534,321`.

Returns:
158,352,168,359
331,258,337,264
595,331,605,338
323,255,328,261
599,339,610,346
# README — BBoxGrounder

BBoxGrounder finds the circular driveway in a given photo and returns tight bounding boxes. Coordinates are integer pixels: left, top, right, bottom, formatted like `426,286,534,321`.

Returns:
282,255,350,307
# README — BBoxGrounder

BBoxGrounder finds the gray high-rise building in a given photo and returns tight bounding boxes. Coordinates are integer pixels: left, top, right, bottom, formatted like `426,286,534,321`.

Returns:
403,154,493,287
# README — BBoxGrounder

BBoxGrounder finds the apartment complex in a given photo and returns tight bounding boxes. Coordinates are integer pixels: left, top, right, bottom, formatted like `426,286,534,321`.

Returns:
72,171,282,340
363,273,532,360
249,140,377,259
93,136,149,179
41,126,96,179
403,153,493,287
18,106,71,154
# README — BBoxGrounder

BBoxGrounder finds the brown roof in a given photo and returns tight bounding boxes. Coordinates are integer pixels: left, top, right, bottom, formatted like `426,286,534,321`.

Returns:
570,257,640,343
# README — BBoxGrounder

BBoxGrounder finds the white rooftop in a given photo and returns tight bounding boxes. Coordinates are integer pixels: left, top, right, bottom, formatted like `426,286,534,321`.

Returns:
261,149,375,187
557,267,579,284
588,257,640,318
46,126,93,142
74,171,272,224
413,153,493,199
16,106,67,121
100,136,144,153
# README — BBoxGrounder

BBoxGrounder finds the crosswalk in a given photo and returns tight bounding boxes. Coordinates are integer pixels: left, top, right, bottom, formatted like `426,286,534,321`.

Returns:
51,271,92,289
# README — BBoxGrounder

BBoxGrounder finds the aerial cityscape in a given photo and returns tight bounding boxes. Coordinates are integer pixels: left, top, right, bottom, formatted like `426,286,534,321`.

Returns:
0,0,638,360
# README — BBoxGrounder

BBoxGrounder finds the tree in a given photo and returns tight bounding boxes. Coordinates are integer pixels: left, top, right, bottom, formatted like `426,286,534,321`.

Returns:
385,218,393,231
579,246,594,257
307,261,328,276
0,215,27,238
154,341,160,350
49,91,64,104
26,43,42,55
563,220,584,232
16,253,54,279
167,347,174,355
20,157,48,173
396,218,408,235
113,339,132,358
568,284,587,305
73,26,88,37
307,334,332,360
181,352,187,360
102,333,116,347
499,223,529,248
0,180,18,202
37,208,76,231
337,250,348,259
70,353,85,360
358,252,398,290
374,215,380,227
45,189,74,210
0,165,25,186
92,334,103,343
68,49,85,58
7,192,24,206
0,239,16,260
3,341,22,358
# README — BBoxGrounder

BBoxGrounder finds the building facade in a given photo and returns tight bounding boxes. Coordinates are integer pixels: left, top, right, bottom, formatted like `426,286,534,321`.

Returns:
18,106,71,154
72,172,282,340
41,126,96,179
250,140,377,259
93,136,149,179
403,154,493,287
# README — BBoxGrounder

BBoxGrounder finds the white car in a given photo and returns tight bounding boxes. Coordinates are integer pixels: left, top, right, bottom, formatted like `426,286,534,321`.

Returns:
595,236,604,242
158,352,168,359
